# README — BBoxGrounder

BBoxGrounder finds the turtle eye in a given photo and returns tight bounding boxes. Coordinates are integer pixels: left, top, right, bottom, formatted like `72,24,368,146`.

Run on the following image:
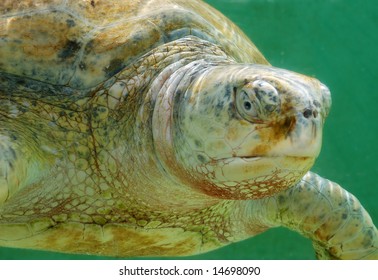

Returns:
235,90,259,121
235,80,280,122
243,100,252,111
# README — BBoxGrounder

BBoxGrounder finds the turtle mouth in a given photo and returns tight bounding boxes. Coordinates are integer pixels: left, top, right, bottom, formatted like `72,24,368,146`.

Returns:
206,155,316,185
223,155,312,161
210,155,314,174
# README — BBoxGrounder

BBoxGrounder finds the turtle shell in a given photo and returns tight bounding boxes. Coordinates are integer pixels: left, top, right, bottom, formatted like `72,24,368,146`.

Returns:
0,0,268,89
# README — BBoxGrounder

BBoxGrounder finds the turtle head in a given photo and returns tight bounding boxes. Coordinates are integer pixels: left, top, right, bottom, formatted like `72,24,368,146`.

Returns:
153,64,331,199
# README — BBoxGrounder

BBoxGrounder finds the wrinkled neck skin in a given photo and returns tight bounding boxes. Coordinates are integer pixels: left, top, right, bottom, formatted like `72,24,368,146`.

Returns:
130,38,234,209
1,37,234,210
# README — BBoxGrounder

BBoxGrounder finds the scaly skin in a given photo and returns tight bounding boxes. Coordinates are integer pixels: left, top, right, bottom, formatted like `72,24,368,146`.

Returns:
0,38,237,256
0,0,377,259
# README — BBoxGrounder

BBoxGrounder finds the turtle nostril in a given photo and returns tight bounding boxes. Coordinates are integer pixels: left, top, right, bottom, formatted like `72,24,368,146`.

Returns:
303,109,319,119
303,109,313,119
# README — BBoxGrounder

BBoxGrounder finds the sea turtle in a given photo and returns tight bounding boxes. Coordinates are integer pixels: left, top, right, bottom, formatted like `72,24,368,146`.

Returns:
0,0,377,260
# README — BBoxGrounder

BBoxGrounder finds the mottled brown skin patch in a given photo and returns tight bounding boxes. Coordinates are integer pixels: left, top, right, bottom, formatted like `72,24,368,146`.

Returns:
249,144,271,157
255,116,297,146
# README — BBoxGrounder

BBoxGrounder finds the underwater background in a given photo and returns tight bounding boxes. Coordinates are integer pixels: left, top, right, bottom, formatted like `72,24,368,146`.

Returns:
1,0,377,259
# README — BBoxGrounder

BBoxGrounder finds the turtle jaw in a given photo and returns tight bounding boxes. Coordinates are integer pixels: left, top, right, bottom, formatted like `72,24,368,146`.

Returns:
192,155,316,199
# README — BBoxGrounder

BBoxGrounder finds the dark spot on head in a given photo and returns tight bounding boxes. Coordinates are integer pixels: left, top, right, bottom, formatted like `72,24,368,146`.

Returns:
215,101,224,115
58,40,81,60
228,101,240,119
79,62,86,70
313,100,321,108
342,213,348,220
265,104,275,112
104,59,124,77
90,0,95,7
84,40,94,53
253,88,262,100
172,89,182,123
66,19,76,27
223,85,231,100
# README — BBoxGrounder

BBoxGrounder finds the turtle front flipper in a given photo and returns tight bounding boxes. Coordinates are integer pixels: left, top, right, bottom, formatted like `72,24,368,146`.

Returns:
246,171,377,259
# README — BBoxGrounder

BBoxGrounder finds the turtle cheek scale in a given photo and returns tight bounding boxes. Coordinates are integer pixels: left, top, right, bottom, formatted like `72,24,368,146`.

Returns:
163,64,330,199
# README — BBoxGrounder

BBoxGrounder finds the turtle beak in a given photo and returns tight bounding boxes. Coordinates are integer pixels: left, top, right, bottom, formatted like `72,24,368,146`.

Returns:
268,85,328,159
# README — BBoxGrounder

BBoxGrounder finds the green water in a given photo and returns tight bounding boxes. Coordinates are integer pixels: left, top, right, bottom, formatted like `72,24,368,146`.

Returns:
1,0,377,259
